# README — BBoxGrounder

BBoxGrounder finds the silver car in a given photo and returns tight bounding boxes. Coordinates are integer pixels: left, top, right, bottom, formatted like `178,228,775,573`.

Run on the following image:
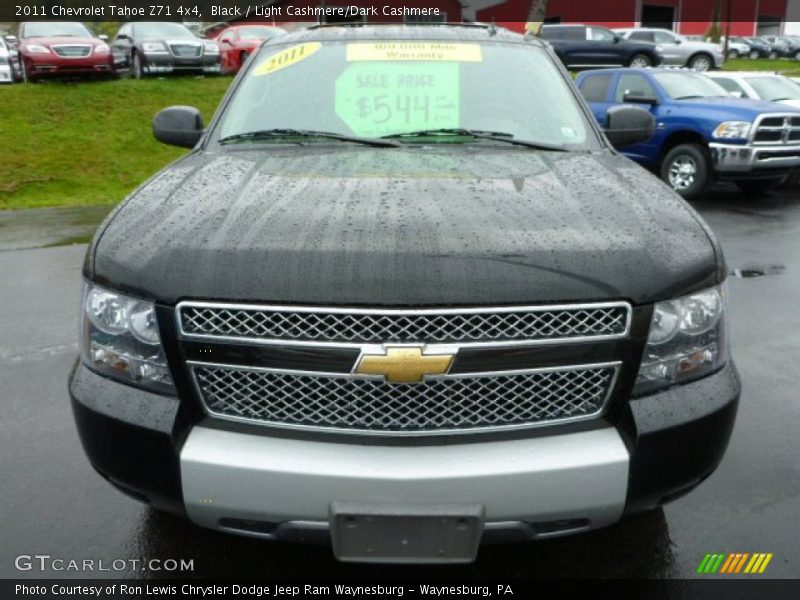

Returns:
616,28,724,71
0,38,13,84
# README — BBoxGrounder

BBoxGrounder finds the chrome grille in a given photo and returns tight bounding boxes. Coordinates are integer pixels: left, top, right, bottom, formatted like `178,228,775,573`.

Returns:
169,43,202,58
52,45,92,58
178,302,630,346
192,364,618,434
752,114,800,145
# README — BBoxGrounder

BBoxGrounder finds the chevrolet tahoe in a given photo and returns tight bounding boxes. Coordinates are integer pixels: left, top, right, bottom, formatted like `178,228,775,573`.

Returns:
70,24,740,564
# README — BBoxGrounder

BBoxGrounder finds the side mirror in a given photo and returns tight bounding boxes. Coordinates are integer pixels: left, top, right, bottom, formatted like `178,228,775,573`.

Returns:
613,35,621,44
622,90,659,105
153,106,204,148
604,105,655,148
674,39,682,45
116,33,130,42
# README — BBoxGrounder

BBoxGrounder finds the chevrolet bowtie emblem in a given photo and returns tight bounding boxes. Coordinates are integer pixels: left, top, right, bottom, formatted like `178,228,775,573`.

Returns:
355,346,455,384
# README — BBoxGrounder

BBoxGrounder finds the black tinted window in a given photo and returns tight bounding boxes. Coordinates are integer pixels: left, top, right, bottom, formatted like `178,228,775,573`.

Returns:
541,26,584,41
579,74,612,102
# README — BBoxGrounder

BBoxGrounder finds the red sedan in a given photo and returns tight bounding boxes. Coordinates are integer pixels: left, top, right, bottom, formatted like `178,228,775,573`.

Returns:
214,25,286,75
18,21,114,82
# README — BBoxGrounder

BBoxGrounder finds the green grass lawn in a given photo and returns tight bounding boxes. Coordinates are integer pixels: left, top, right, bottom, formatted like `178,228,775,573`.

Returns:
0,77,231,210
725,58,800,76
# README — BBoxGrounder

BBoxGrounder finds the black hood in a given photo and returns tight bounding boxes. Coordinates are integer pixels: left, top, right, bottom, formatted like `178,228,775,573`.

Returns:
89,146,720,306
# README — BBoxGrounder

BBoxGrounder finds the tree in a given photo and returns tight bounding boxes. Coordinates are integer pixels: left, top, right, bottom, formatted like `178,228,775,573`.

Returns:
526,0,549,35
704,0,723,42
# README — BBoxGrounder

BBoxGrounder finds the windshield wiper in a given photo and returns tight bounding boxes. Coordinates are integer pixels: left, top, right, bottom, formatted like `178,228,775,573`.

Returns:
380,128,567,151
218,128,401,147
674,95,706,100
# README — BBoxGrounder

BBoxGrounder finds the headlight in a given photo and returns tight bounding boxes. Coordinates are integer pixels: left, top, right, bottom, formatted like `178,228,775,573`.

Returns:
712,121,751,140
142,42,168,54
26,44,50,54
634,285,728,396
203,42,220,55
94,43,110,54
80,282,174,394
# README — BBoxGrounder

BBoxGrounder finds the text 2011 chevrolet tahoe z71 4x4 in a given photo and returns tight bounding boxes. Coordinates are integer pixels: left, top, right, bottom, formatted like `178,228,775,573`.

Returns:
70,25,740,564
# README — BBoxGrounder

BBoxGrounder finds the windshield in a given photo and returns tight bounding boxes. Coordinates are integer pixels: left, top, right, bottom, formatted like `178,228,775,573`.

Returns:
745,76,800,101
22,22,92,38
217,40,598,150
652,72,730,99
134,23,196,39
237,27,285,40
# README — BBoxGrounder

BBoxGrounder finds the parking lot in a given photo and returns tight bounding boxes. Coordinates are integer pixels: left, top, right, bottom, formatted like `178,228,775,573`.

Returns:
0,184,797,580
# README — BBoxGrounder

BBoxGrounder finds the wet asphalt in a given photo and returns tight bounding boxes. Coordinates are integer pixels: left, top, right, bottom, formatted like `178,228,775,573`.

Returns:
0,185,798,580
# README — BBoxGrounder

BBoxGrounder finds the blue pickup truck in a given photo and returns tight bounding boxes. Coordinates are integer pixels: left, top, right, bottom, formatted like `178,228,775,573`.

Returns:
576,68,800,198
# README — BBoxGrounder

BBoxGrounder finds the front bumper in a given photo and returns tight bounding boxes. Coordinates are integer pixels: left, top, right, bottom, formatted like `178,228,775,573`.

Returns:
141,53,220,75
24,54,114,78
69,360,740,548
0,65,11,83
709,142,800,175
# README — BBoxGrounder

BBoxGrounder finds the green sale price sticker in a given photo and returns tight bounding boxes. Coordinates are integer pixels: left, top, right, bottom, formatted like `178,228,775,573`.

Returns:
335,62,460,137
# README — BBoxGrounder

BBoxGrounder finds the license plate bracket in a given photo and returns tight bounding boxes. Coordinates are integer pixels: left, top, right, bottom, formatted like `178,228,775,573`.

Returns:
330,502,484,563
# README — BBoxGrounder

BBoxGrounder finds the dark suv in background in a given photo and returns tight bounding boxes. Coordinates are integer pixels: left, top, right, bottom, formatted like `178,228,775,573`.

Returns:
112,21,220,79
540,24,663,69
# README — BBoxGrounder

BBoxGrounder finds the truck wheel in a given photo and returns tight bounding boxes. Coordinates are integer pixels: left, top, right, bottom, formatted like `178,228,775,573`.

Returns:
768,50,778,60
688,53,713,71
727,50,740,59
734,177,787,195
749,50,760,59
628,53,652,68
661,144,709,200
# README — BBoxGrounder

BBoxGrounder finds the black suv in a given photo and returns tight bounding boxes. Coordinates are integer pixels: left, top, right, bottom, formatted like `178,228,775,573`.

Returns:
70,24,738,564
111,21,220,79
541,24,664,69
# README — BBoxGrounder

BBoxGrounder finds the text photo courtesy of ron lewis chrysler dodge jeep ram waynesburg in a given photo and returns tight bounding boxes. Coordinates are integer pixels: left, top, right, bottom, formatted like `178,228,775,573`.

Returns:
69,24,742,564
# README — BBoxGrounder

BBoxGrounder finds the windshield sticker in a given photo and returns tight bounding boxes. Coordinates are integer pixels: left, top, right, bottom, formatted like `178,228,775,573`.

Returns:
335,63,459,137
346,42,482,63
254,43,322,76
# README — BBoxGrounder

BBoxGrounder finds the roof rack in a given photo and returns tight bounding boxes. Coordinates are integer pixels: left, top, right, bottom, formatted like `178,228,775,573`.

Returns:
306,21,503,32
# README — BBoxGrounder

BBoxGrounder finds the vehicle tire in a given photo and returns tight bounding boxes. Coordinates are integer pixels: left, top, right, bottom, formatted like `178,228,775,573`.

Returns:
661,144,710,200
768,50,778,60
628,53,653,68
749,50,760,60
21,59,29,83
688,53,713,71
734,177,787,195
131,52,144,80
727,50,740,60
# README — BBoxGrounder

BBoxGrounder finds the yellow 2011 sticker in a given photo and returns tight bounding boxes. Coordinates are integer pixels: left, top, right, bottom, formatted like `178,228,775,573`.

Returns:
254,43,322,76
346,42,482,63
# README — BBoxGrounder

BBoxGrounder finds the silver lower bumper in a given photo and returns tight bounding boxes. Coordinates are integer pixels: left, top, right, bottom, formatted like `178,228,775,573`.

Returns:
180,426,629,538
709,142,800,174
